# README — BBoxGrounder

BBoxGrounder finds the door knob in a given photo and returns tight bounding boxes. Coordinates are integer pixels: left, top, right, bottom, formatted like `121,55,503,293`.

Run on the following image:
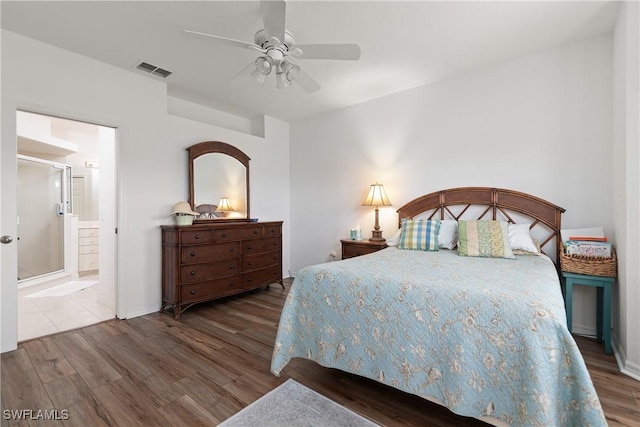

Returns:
0,235,12,244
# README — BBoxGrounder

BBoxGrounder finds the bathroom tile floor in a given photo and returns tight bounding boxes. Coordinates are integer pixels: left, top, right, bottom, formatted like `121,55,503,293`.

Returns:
17,275,115,342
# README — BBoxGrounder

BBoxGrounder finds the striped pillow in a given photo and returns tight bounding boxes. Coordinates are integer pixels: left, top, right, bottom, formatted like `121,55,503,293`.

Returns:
398,219,440,251
458,220,515,259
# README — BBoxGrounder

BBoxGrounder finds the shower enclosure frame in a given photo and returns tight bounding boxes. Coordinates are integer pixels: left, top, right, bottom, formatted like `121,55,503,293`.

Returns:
17,154,73,286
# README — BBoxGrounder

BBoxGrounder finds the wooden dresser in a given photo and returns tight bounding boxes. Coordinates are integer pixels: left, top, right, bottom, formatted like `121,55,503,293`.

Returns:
161,221,283,319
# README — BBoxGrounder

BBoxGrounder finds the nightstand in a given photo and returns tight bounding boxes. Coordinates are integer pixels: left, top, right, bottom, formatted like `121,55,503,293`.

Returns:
341,239,388,260
561,272,615,354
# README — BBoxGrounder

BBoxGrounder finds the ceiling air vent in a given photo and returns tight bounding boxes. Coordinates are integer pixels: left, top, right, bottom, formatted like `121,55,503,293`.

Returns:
135,61,172,78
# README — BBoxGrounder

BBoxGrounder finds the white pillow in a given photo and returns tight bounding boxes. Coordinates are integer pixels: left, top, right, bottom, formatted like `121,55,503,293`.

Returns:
386,229,401,247
508,223,538,253
438,220,458,250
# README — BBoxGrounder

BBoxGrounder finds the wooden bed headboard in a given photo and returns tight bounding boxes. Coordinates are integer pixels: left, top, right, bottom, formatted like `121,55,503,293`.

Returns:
397,187,566,261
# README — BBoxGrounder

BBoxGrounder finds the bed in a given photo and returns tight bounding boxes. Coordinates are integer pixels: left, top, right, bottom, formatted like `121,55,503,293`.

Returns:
271,187,606,426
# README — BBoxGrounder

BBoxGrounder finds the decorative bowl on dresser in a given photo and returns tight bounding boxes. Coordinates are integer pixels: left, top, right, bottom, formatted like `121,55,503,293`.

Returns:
161,221,283,319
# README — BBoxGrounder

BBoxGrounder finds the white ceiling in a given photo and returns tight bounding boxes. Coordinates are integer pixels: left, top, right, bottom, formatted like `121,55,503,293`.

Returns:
1,1,620,122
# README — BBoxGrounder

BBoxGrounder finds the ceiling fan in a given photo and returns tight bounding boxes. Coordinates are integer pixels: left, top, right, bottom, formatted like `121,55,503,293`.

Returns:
184,0,361,92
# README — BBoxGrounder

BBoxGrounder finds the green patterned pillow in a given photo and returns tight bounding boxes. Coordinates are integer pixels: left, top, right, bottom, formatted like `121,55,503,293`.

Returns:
458,220,515,259
398,219,440,251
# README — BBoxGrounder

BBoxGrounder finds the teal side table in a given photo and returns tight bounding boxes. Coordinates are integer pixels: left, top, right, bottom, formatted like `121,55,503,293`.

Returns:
561,272,615,354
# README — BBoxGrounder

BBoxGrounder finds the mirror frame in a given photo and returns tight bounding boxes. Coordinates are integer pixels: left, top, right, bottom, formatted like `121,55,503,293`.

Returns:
187,141,250,223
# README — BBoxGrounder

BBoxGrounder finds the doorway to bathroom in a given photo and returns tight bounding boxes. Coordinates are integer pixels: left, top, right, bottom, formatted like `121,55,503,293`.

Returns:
16,111,117,341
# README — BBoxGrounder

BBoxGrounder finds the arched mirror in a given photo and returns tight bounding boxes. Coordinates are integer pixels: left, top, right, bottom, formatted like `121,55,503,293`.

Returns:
188,141,250,222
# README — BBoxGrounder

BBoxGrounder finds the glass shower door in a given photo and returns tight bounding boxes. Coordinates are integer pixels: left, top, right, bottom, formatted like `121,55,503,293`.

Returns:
17,157,66,281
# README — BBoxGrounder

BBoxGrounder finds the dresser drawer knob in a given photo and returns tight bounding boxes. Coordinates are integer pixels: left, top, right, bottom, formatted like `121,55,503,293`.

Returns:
190,271,196,276
229,265,235,270
194,234,200,240
190,251,196,257
254,230,259,234
221,232,227,237
247,277,252,282
247,245,253,250
229,282,235,287
190,290,196,295
229,247,235,252
248,261,252,266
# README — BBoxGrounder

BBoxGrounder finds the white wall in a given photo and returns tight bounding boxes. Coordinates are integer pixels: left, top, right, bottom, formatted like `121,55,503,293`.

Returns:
613,1,640,380
1,30,290,352
290,35,613,336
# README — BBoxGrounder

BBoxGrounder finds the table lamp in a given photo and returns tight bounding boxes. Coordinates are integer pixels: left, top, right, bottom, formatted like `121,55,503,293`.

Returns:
362,183,392,242
215,197,234,217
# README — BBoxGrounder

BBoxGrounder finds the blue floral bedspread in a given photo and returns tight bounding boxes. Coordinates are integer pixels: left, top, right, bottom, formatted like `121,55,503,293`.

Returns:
271,248,606,426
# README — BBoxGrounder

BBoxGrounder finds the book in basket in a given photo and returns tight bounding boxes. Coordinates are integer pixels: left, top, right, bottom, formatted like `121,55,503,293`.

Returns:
565,240,612,258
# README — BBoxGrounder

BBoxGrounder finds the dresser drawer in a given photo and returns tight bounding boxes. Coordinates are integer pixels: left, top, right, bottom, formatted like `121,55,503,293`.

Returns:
242,252,281,271
180,259,240,283
181,230,213,244
79,236,99,246
180,276,241,303
79,244,99,255
181,242,240,264
79,253,99,271
243,237,281,254
214,227,262,242
264,224,282,238
342,244,381,258
79,228,99,238
243,265,281,289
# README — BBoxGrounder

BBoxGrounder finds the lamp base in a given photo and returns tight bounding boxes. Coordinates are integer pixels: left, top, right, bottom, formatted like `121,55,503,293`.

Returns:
369,230,386,242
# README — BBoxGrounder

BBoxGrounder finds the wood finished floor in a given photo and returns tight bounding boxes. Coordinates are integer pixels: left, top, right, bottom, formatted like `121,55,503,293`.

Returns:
2,279,639,426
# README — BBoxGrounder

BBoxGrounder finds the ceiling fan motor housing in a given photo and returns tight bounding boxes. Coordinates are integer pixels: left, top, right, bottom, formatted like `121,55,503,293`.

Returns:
254,29,299,79
254,29,295,54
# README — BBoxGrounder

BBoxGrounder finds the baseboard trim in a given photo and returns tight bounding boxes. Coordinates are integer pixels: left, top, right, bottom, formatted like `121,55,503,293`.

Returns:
571,324,596,337
612,337,640,381
572,328,640,381
122,306,159,320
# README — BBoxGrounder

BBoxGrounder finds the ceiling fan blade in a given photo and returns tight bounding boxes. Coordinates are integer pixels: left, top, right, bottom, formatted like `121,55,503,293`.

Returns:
296,69,321,93
260,0,286,43
184,30,264,52
229,61,258,86
295,43,361,60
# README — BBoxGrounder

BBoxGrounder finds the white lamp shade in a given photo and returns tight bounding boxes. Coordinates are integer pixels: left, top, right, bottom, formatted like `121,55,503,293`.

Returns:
215,197,234,212
362,183,392,207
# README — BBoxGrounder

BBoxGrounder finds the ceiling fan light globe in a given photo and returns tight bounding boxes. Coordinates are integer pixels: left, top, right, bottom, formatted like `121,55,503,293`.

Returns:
259,61,271,73
276,72,291,89
254,56,273,75
256,73,268,85
280,60,300,82
287,65,300,82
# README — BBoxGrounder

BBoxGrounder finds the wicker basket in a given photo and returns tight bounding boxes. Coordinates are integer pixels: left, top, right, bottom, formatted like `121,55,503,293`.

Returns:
560,248,617,277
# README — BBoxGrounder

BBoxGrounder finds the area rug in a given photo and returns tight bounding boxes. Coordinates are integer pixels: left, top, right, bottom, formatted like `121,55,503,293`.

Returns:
25,281,98,298
218,379,379,427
